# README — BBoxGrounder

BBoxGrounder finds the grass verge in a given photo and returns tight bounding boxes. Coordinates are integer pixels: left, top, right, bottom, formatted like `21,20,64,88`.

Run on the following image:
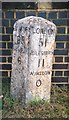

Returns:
2,83,69,118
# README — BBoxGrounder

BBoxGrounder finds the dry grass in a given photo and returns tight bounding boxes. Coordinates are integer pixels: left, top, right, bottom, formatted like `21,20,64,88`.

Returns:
2,83,69,119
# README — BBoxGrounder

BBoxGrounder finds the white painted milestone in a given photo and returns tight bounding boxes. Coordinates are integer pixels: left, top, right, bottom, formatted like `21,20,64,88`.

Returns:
11,16,56,104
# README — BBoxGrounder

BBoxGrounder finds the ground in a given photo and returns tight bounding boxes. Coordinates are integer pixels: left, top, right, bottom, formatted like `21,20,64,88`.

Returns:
2,81,69,118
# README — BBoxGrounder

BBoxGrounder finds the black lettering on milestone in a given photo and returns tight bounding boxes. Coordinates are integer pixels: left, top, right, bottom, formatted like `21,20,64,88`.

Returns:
38,59,40,67
25,27,28,31
30,72,34,75
39,37,43,47
45,38,47,47
17,56,21,64
17,36,20,44
48,28,53,35
19,26,22,32
42,59,44,67
20,36,25,45
36,79,42,87
36,28,40,34
41,28,44,34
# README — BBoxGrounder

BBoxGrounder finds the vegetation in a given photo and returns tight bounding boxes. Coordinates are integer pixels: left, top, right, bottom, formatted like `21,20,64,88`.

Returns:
2,82,69,118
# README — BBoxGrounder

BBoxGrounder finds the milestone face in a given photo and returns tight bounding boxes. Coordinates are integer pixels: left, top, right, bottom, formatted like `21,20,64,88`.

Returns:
11,16,56,104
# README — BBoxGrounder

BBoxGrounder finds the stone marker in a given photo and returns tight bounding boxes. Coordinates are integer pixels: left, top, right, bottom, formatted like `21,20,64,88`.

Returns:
11,16,56,105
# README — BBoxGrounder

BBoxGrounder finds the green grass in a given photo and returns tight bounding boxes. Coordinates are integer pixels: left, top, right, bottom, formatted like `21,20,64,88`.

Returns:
0,100,2,110
29,99,45,106
2,83,69,118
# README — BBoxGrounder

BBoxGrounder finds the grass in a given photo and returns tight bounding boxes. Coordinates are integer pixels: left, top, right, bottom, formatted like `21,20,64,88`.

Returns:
29,99,46,106
2,82,69,118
